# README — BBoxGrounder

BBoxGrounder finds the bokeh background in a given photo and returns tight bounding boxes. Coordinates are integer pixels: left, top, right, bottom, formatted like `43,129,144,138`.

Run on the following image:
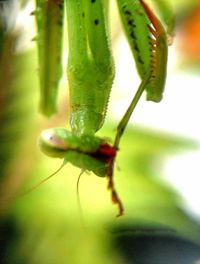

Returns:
1,0,200,263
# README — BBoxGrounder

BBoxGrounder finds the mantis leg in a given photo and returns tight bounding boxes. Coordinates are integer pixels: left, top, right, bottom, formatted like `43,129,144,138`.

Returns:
65,0,88,64
114,74,150,150
102,73,150,217
35,0,64,117
139,0,168,102
83,0,113,65
116,0,168,103
66,0,114,135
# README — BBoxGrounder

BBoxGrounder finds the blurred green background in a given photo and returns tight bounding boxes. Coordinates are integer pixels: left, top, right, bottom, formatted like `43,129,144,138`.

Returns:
1,1,200,263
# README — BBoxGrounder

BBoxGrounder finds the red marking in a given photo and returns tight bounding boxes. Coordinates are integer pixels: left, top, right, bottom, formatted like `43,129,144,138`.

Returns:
141,0,174,46
107,155,124,217
98,143,117,157
140,0,167,79
140,0,159,31
140,0,164,36
92,143,116,163
93,143,124,217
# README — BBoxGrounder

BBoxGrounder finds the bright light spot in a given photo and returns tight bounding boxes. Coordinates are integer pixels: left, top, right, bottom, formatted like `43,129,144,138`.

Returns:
164,151,200,221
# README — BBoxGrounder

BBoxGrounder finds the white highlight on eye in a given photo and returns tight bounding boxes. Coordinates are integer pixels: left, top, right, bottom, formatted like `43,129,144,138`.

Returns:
41,129,54,142
41,129,68,150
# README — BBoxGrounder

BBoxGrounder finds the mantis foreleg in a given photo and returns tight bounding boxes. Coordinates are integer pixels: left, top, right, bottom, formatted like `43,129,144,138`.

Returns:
116,0,168,102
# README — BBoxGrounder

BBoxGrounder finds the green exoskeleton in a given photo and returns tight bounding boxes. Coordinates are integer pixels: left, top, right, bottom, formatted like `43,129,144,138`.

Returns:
40,128,116,177
35,0,64,116
66,0,114,135
116,0,168,102
35,0,171,216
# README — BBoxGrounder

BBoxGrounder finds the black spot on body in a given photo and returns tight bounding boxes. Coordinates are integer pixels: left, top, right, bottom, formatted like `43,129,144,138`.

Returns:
134,44,139,52
128,19,133,26
125,10,131,16
91,0,96,3
94,19,99,25
138,57,144,64
82,12,85,18
57,1,63,9
130,32,136,40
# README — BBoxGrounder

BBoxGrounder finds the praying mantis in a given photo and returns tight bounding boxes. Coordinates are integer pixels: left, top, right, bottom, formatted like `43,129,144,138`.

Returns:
34,0,173,216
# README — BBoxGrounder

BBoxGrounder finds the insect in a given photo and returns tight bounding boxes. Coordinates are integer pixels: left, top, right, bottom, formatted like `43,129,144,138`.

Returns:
39,128,115,178
35,0,171,216
65,0,115,135
35,0,64,117
38,128,123,215
116,0,168,102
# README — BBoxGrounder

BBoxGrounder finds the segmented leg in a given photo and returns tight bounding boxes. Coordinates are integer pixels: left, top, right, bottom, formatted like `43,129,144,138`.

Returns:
140,0,168,102
35,0,64,116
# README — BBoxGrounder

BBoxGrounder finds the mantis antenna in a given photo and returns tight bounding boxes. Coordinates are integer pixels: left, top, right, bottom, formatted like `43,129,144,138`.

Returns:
21,160,67,196
76,169,86,226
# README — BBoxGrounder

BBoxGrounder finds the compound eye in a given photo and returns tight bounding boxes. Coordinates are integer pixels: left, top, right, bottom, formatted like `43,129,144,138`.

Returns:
40,129,69,150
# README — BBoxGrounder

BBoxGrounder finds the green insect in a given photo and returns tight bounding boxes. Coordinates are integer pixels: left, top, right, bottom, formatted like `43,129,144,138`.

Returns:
116,0,168,102
38,127,122,215
35,0,64,117
65,0,114,135
39,128,115,178
35,0,171,216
